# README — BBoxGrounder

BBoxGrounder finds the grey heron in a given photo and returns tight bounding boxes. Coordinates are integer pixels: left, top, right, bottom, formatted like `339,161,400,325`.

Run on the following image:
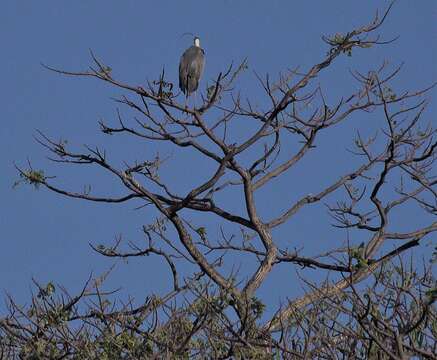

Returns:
179,36,205,97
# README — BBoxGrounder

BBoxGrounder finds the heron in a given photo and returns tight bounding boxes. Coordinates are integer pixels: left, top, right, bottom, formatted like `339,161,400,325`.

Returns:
179,36,205,98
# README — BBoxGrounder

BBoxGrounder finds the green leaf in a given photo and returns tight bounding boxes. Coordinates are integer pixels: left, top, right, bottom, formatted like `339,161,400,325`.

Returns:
425,288,437,304
38,281,55,298
46,282,55,295
196,227,207,239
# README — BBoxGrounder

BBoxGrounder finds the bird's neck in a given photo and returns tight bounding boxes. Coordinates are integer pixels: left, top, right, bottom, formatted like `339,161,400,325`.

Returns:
194,39,200,47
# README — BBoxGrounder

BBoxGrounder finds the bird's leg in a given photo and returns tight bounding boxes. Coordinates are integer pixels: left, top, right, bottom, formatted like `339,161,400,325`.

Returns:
183,96,191,121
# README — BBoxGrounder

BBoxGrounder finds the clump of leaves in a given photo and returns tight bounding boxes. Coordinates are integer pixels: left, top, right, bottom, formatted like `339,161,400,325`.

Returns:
20,338,62,359
349,243,368,269
250,296,266,318
326,33,352,56
330,33,347,45
13,169,46,189
425,287,437,305
326,32,373,57
38,282,55,298
196,227,207,242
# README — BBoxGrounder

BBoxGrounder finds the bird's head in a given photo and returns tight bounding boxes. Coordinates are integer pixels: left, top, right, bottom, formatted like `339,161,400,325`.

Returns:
194,37,201,47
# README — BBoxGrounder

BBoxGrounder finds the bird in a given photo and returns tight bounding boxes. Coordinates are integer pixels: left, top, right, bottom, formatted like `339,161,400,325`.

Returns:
179,36,205,97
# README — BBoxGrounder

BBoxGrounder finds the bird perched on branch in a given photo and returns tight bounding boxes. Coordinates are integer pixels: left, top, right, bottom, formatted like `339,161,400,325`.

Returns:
179,36,205,97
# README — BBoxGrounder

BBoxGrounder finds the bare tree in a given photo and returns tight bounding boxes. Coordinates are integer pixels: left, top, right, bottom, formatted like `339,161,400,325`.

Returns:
3,3,436,359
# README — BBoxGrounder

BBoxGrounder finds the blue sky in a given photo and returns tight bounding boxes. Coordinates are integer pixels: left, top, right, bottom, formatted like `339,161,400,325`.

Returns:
1,1,435,316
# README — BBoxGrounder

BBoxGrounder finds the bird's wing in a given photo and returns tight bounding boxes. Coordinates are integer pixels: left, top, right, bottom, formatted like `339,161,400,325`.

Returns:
189,48,205,83
179,51,189,93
